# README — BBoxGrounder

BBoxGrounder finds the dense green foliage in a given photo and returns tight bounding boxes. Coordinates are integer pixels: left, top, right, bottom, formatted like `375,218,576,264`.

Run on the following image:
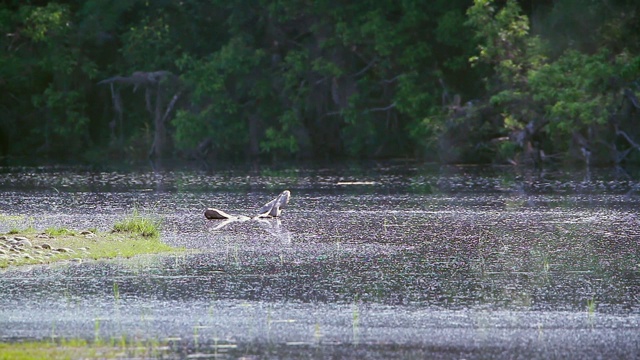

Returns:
1,0,639,165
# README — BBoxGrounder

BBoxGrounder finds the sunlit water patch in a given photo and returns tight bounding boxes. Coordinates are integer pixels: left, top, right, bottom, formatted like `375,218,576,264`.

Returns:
0,164,639,358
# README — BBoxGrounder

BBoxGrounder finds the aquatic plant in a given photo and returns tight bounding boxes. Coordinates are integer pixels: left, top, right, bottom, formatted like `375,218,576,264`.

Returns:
112,210,160,238
352,303,360,345
94,319,102,345
113,282,120,303
587,297,597,316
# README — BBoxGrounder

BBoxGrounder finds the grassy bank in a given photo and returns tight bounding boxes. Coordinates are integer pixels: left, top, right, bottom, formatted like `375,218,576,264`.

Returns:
0,211,182,268
0,338,171,360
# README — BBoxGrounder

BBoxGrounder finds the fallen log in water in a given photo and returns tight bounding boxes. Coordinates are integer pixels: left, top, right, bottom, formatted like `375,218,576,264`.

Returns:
204,190,291,220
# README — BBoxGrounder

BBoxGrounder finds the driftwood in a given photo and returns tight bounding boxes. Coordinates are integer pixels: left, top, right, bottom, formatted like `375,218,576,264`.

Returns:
203,208,238,220
204,190,291,220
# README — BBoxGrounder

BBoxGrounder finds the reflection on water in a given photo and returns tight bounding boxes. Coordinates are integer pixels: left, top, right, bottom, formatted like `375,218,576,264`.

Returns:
206,217,292,245
0,164,639,357
0,162,639,194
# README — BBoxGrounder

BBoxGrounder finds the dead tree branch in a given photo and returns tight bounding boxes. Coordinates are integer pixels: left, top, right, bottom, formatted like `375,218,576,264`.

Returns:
99,71,182,159
365,102,396,113
162,91,183,124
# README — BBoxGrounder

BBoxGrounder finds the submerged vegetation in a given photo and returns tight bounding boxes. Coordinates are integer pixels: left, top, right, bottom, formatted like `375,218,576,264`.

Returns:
0,211,180,268
1,0,639,165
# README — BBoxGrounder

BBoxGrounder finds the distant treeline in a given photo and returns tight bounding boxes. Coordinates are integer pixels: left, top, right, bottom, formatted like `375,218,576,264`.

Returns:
1,0,639,166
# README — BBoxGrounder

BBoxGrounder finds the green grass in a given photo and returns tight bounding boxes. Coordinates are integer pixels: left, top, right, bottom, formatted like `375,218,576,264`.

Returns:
0,338,170,360
112,210,160,238
0,211,183,269
587,297,597,316
45,227,76,237
0,339,89,360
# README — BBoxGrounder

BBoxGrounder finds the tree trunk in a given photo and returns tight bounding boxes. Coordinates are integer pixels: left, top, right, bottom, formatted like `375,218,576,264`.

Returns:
150,86,166,158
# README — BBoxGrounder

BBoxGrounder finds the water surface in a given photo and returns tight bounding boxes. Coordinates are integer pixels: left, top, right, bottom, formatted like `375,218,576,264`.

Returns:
1,163,639,358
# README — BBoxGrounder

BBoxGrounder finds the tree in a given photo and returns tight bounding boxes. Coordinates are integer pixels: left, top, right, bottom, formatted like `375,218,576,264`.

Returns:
99,71,182,158
2,0,640,165
466,0,640,165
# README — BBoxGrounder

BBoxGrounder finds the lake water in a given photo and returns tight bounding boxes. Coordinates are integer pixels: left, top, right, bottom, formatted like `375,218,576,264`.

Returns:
1,163,639,358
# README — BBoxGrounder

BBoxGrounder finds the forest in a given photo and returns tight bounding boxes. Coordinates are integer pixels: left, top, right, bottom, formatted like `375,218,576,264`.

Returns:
1,0,639,166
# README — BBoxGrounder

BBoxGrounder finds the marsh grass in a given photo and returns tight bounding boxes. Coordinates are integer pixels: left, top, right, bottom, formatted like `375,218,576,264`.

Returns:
0,211,182,268
113,282,120,303
0,339,92,360
112,209,160,238
7,226,36,235
0,337,171,360
352,303,360,345
587,297,597,316
45,227,76,236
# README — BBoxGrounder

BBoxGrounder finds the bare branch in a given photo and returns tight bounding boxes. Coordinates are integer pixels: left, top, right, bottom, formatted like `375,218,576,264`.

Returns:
322,111,342,118
616,128,640,149
315,77,328,85
162,91,183,123
145,88,153,114
613,124,640,163
617,147,634,163
352,58,376,78
365,102,396,113
624,89,640,109
109,83,123,114
381,75,403,84
98,71,177,87
98,76,136,86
